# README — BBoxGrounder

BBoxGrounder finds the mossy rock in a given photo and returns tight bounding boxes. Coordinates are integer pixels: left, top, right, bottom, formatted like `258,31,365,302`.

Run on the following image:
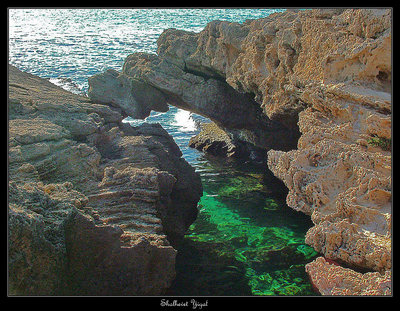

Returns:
367,135,391,151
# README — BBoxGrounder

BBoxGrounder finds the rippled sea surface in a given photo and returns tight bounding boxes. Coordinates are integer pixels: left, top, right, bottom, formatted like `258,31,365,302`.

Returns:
9,8,318,296
9,8,286,92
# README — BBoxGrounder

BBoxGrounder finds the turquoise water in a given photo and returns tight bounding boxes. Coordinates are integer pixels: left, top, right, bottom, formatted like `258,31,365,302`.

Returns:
166,157,318,296
8,8,319,296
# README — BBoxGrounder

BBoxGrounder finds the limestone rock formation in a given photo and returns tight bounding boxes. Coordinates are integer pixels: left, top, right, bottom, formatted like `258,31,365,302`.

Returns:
87,8,391,295
189,122,241,157
264,9,392,295
88,49,300,153
305,257,391,295
8,65,202,295
188,122,267,160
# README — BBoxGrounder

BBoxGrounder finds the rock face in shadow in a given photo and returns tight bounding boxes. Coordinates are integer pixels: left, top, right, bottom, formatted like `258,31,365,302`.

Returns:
87,8,391,295
8,65,202,295
188,122,268,161
189,122,241,158
88,49,300,153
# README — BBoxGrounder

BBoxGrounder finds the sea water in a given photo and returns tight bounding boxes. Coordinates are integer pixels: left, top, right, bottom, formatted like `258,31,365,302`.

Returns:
8,8,318,295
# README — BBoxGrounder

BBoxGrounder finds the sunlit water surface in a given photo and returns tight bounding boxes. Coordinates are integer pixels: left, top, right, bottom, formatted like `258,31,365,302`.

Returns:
9,8,318,296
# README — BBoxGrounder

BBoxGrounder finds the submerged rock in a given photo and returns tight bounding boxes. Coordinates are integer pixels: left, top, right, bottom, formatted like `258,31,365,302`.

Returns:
8,65,202,295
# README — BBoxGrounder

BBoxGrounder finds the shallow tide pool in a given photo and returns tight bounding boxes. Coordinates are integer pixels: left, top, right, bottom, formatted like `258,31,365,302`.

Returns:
166,155,319,296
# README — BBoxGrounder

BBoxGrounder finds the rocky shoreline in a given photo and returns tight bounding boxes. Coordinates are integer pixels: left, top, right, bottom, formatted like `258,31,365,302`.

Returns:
8,64,202,295
9,8,391,296
87,8,391,295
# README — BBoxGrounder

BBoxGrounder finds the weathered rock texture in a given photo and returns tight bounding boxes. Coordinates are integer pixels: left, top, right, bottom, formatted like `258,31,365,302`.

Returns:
8,64,202,295
87,8,391,295
88,43,300,153
189,122,241,157
264,9,392,295
188,121,267,161
305,257,391,295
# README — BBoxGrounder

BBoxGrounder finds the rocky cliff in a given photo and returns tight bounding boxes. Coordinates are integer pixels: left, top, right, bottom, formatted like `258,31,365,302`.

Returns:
88,8,392,295
8,64,202,295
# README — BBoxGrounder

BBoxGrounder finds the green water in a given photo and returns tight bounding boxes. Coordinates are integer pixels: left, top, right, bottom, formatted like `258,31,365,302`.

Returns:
167,156,319,296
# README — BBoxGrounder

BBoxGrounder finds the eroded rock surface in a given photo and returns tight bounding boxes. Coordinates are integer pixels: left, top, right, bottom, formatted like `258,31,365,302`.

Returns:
264,9,392,295
305,257,391,295
189,122,241,157
87,8,391,295
88,41,300,153
8,65,202,295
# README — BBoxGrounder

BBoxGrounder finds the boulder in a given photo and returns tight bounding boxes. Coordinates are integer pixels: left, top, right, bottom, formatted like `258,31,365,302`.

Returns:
189,122,239,157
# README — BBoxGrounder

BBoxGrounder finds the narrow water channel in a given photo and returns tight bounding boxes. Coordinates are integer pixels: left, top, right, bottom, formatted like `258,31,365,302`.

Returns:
126,107,319,296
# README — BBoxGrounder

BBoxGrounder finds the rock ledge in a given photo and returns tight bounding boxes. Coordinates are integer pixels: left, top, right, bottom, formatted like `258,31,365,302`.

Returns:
8,64,202,295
